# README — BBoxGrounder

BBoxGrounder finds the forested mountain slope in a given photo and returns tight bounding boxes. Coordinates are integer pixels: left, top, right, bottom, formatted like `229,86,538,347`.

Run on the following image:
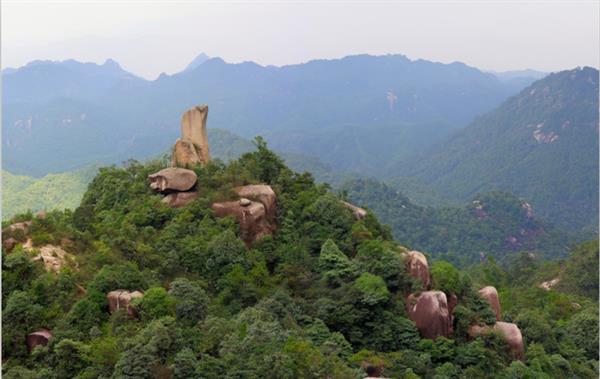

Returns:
2,143,597,378
389,67,599,231
342,179,572,266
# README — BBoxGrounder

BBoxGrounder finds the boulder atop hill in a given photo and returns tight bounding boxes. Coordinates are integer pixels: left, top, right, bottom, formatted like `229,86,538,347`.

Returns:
406,291,451,339
212,184,277,245
479,286,501,320
172,105,210,167
148,168,197,193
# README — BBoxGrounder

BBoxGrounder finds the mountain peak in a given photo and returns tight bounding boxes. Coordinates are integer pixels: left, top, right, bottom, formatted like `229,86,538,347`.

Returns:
183,52,210,73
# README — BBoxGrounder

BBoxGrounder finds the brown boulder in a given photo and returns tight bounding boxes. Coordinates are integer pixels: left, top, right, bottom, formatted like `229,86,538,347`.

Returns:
469,322,524,360
171,138,203,167
211,200,275,245
406,291,450,339
403,251,431,289
107,290,144,317
162,191,199,208
235,185,277,221
479,286,501,320
180,105,210,164
26,329,52,353
148,168,197,193
212,184,277,245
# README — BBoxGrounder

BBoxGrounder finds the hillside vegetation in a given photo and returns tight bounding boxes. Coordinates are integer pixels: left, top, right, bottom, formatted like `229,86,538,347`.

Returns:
389,67,599,231
342,179,572,266
2,142,597,378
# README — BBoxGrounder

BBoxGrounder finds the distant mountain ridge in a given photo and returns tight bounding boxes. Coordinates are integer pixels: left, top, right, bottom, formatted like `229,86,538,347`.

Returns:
389,67,599,231
2,53,536,177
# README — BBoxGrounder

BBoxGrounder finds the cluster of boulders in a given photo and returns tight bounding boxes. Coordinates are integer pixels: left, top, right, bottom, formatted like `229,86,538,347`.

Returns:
107,290,144,318
402,251,524,359
211,185,278,245
146,105,279,245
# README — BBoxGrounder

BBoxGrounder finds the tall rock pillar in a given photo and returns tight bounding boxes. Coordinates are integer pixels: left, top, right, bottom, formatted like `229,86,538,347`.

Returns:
172,105,210,167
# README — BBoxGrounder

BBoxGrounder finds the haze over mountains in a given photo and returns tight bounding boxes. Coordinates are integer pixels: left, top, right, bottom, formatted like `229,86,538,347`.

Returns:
2,53,598,236
3,53,535,176
389,67,599,231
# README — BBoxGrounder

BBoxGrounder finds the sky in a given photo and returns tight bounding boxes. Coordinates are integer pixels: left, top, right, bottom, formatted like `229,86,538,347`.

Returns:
2,0,599,80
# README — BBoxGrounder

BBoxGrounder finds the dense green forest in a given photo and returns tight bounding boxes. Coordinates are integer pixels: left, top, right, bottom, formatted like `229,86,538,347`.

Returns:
341,179,577,266
388,67,599,232
2,141,598,378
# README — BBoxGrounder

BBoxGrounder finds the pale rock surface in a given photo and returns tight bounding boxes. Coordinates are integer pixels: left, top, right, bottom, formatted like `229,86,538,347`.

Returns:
341,200,367,220
107,290,144,317
479,286,502,320
403,250,431,289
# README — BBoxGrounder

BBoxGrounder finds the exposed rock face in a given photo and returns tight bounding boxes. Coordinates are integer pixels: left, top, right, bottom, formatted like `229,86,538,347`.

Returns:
539,277,560,290
172,105,210,166
26,329,52,353
341,201,367,220
172,139,203,167
162,191,199,208
107,290,144,317
406,291,450,339
403,251,431,289
212,185,277,245
469,322,524,360
235,185,277,222
479,286,502,320
148,168,197,193
2,220,32,235
31,244,74,273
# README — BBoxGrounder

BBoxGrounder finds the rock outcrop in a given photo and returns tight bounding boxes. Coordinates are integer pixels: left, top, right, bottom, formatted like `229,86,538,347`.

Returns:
172,105,210,167
2,220,32,236
31,244,74,273
235,185,277,222
341,201,367,220
107,290,144,317
26,329,52,353
406,291,451,339
539,277,560,290
469,322,524,360
479,286,501,320
403,251,431,289
148,168,197,193
162,191,199,208
212,185,277,245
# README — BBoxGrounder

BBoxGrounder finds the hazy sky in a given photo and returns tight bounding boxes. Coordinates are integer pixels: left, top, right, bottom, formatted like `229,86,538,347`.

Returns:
2,0,599,79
